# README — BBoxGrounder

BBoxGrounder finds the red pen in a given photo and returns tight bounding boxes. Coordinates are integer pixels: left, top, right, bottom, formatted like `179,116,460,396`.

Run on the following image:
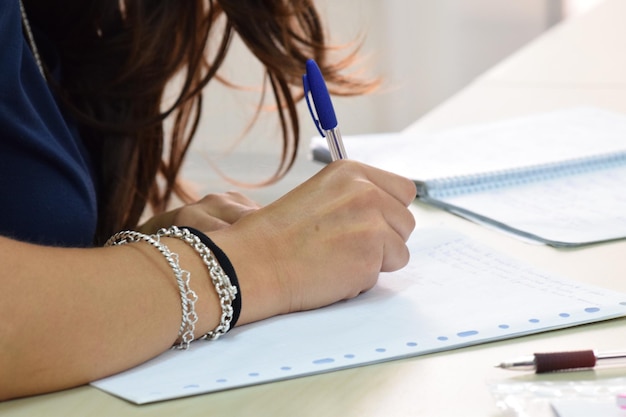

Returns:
495,349,626,373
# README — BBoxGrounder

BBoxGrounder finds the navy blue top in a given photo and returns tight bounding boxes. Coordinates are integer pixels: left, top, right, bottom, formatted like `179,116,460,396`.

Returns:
0,0,98,246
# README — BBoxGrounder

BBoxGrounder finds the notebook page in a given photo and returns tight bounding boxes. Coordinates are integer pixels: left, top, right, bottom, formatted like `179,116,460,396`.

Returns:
92,229,626,404
435,163,626,246
310,107,626,182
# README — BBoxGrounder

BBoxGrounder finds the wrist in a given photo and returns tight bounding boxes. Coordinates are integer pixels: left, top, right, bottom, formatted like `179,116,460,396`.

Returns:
207,225,289,325
183,227,241,330
156,226,240,343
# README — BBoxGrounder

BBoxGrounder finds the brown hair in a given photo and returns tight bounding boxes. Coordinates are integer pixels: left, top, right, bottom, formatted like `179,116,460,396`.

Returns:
25,0,374,245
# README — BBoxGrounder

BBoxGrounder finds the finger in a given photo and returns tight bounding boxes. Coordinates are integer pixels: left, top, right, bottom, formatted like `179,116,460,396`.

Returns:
221,191,262,208
348,185,415,271
195,192,261,224
171,207,232,231
330,160,417,207
357,194,414,271
196,214,231,231
381,232,411,272
341,173,417,243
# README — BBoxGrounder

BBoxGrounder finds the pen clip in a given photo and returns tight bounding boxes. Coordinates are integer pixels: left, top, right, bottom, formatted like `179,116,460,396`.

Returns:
303,73,326,138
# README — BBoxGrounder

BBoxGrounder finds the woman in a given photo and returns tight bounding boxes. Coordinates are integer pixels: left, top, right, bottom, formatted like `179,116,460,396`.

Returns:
0,0,416,400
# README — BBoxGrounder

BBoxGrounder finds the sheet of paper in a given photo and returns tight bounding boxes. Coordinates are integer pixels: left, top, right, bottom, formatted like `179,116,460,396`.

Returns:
311,107,626,181
92,229,626,404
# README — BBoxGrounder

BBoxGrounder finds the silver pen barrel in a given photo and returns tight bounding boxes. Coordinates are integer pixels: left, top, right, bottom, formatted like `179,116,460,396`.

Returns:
325,127,347,161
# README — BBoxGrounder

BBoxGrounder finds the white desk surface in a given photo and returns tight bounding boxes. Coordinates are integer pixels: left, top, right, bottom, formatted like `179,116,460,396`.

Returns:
3,1,626,416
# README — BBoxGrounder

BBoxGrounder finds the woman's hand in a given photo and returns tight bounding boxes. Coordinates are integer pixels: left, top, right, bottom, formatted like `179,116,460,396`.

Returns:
138,191,261,234
208,160,417,325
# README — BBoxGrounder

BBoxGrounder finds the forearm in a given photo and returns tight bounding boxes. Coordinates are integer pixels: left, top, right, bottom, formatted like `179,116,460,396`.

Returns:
0,161,417,400
0,236,219,400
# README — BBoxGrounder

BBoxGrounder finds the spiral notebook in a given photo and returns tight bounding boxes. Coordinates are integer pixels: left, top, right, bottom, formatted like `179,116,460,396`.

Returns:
311,107,626,247
92,229,626,404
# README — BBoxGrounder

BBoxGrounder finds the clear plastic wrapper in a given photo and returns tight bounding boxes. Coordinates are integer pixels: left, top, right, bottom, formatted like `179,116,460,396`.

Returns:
489,376,626,417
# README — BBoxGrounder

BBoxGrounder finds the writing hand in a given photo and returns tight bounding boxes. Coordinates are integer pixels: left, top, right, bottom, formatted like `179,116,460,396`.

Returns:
208,160,417,324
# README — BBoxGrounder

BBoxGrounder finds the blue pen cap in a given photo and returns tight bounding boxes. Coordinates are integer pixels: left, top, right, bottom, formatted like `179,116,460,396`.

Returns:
305,59,338,130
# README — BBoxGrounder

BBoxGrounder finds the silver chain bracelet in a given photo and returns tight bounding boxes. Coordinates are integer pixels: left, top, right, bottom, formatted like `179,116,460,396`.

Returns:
104,230,199,350
156,226,238,341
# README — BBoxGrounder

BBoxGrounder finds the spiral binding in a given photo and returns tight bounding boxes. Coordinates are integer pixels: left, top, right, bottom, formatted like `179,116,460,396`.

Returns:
426,151,626,199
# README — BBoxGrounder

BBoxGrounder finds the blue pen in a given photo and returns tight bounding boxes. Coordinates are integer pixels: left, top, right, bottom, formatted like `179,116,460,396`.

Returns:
303,59,348,161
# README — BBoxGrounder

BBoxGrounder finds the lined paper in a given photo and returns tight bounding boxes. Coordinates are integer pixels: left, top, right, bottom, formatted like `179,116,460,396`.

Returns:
92,229,626,404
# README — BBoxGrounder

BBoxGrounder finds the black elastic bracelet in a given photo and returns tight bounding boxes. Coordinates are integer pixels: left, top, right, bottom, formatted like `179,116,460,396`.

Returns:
185,227,242,330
